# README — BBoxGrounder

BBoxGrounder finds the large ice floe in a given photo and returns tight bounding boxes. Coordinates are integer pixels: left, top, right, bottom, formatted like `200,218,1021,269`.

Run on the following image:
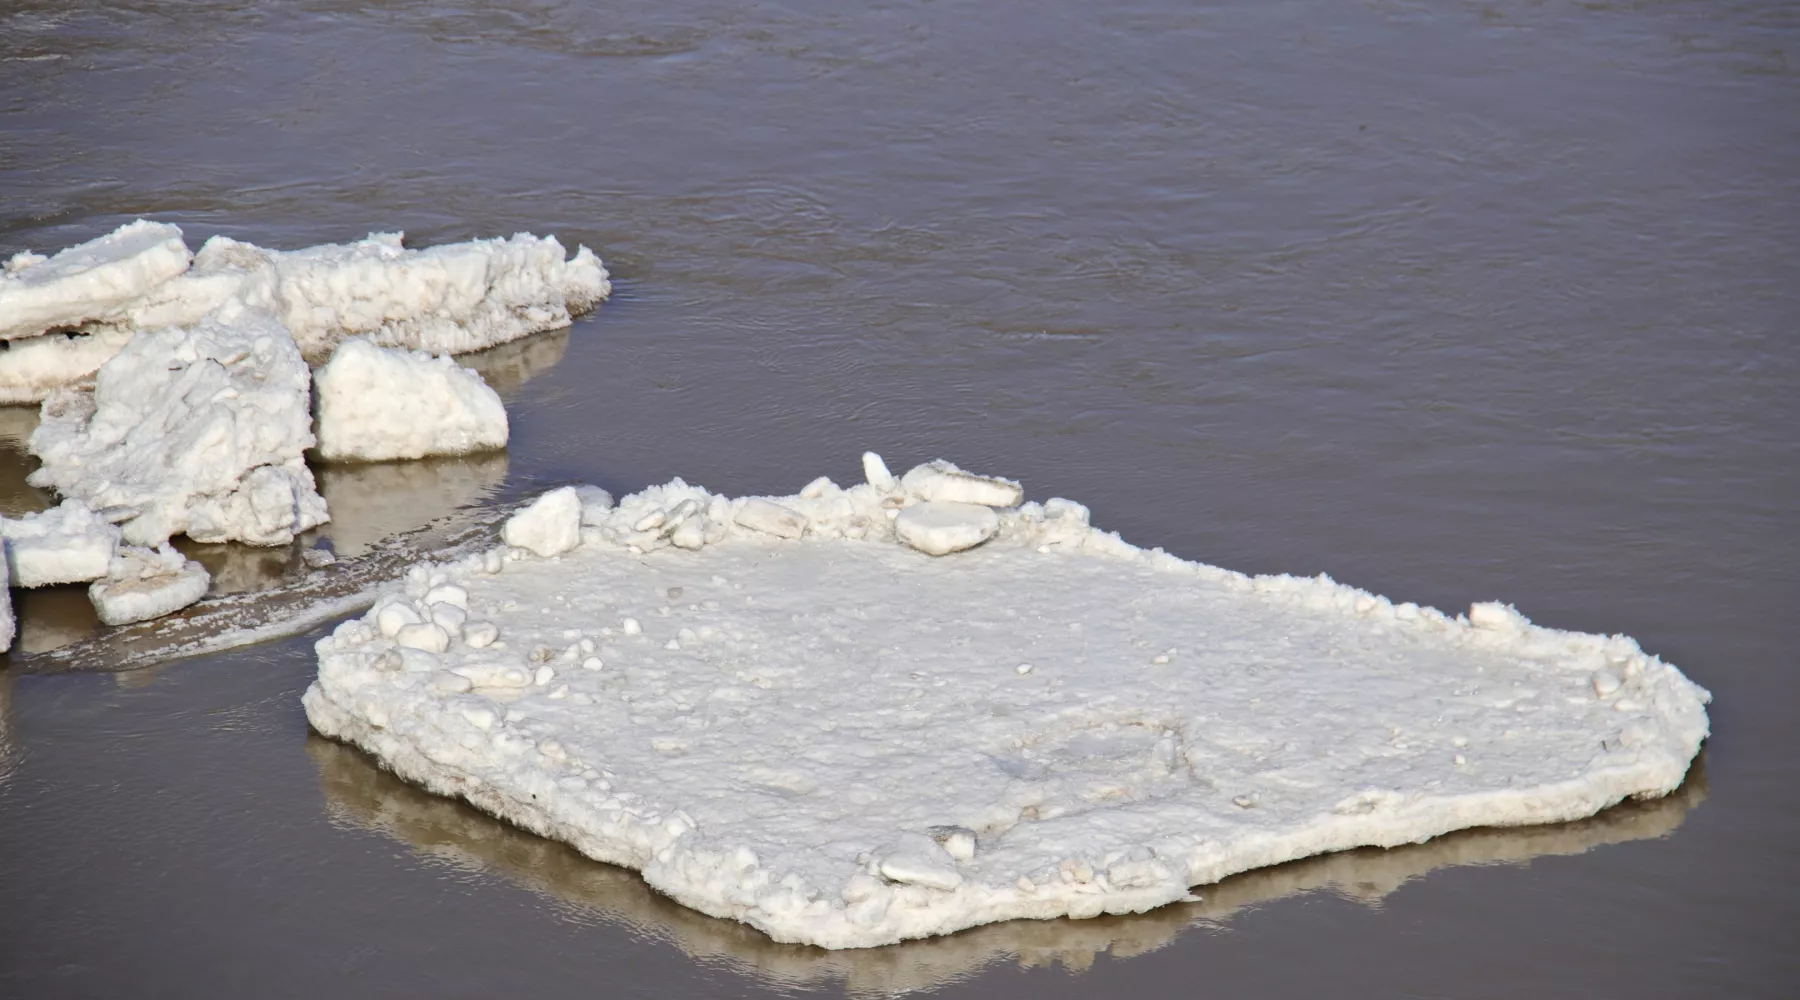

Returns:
0,220,610,401
313,338,509,462
26,312,328,547
304,455,1711,950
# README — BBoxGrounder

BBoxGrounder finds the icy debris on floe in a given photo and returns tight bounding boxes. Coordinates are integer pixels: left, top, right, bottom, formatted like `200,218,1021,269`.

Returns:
313,338,508,462
502,486,582,558
894,500,1000,556
303,454,1710,950
88,543,210,626
900,459,1023,507
0,499,121,587
26,313,328,547
0,220,191,341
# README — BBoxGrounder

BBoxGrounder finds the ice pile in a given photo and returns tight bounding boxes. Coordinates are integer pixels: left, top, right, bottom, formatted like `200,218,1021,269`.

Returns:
28,313,328,548
313,338,509,462
304,455,1711,949
1,220,609,401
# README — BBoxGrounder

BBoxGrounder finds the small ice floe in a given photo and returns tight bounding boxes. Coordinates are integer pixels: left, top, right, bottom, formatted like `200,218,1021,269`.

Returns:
0,499,120,587
88,543,210,626
893,501,998,556
861,451,897,492
26,313,328,548
312,338,508,462
301,456,1710,951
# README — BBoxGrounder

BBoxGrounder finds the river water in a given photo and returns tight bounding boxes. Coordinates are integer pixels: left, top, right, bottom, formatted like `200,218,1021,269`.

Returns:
1,0,1795,995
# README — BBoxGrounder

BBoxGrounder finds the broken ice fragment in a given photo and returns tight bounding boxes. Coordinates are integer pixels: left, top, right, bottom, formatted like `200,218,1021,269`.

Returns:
900,459,1023,507
502,486,581,557
312,338,508,462
893,501,999,556
735,498,807,539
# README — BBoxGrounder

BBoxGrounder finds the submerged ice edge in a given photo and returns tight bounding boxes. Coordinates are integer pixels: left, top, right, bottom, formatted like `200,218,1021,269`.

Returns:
8,495,531,674
300,463,1712,950
311,733,1707,995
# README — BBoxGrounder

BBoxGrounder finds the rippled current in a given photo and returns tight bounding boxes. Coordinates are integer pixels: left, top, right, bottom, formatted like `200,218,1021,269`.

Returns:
1,1,1796,996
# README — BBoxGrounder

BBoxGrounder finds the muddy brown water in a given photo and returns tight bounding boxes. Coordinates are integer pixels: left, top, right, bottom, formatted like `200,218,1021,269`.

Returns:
2,1,1796,996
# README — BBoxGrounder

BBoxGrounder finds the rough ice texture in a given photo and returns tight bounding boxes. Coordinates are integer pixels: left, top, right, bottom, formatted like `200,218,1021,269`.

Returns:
0,499,121,587
501,486,582,558
0,220,191,341
0,221,610,399
105,228,608,360
0,327,134,404
313,338,509,462
27,314,329,547
303,459,1711,950
88,543,210,626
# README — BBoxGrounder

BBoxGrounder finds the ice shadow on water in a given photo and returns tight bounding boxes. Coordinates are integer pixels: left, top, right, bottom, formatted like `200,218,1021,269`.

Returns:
309,737,1708,997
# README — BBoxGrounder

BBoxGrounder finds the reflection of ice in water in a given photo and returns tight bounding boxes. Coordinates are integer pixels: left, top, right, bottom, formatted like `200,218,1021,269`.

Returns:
313,452,508,557
171,539,296,596
454,327,569,399
6,585,101,655
310,738,1706,996
0,405,51,519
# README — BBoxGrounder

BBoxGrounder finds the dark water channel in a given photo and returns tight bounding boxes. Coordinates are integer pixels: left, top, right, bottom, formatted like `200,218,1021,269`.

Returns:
2,1,1796,995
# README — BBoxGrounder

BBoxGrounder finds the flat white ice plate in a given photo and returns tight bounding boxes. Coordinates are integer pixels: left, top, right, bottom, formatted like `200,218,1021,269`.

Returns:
304,474,1709,948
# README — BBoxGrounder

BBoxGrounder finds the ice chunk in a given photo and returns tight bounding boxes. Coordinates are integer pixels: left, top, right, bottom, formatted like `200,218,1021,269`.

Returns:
0,499,121,587
878,833,964,891
893,501,999,556
862,451,897,492
128,230,610,359
735,498,807,539
26,313,329,547
900,460,1023,507
0,327,134,405
0,220,190,341
573,485,615,526
0,558,13,653
88,543,210,626
502,486,581,557
313,338,508,462
303,462,1710,950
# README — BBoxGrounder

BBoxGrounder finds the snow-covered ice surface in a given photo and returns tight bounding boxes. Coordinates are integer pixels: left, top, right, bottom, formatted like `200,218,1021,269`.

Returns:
0,220,190,341
0,498,121,587
313,338,508,462
26,313,328,548
303,461,1711,949
88,544,211,626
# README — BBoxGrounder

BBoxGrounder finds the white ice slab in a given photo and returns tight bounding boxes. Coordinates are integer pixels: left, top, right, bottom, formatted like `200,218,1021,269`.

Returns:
313,338,509,462
27,313,329,547
88,543,211,625
303,459,1710,950
0,498,121,587
0,326,134,405
126,230,610,359
0,220,191,341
